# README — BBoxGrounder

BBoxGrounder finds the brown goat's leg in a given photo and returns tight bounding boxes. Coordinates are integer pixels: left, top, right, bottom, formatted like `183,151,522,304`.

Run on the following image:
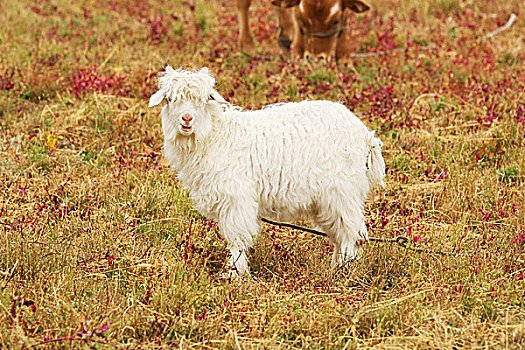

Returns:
237,0,254,52
335,31,355,63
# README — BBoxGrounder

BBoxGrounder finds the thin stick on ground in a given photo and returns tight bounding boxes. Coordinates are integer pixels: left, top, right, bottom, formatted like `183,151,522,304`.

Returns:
482,13,518,40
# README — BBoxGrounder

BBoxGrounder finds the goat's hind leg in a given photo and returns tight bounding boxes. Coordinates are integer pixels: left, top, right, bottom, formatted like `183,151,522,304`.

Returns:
330,228,362,269
332,217,368,269
315,199,368,270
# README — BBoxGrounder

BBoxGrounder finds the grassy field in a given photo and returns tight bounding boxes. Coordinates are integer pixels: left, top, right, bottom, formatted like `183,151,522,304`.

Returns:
1,0,524,348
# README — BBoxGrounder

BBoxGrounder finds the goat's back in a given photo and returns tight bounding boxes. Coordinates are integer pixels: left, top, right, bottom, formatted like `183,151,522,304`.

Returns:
214,101,379,216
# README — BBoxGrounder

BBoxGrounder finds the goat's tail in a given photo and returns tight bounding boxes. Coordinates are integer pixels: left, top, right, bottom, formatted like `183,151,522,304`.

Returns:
365,130,386,189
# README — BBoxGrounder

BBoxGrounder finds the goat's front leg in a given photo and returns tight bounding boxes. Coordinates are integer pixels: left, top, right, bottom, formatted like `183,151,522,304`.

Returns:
218,204,259,279
227,245,250,279
236,0,254,52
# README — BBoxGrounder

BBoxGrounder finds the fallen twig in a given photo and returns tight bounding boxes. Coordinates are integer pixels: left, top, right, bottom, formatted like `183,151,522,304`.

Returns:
482,13,518,40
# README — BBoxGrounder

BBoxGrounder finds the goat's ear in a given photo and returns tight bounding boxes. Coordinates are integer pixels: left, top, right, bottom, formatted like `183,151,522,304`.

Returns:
149,89,165,107
343,0,370,13
199,67,210,76
271,0,300,8
209,90,226,104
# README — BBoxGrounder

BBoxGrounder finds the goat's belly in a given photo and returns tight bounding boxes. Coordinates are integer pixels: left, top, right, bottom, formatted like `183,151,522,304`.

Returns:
258,196,315,222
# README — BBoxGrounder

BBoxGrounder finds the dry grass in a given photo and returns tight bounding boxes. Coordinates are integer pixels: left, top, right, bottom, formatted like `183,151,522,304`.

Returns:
1,0,524,348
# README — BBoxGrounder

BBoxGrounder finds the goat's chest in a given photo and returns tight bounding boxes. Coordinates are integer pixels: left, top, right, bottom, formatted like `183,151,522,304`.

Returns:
177,155,254,218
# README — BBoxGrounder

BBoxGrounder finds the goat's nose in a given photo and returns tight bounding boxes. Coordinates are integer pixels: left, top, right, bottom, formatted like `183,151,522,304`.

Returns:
304,52,328,62
182,114,192,123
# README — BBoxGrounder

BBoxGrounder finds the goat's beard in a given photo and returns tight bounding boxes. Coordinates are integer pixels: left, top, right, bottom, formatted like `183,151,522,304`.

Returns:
173,132,197,152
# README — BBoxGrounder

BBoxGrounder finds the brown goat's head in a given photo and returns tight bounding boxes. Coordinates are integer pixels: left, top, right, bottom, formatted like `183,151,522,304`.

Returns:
272,0,370,61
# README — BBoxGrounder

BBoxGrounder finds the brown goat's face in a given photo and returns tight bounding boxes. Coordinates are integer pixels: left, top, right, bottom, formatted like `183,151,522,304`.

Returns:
296,0,342,60
273,0,370,61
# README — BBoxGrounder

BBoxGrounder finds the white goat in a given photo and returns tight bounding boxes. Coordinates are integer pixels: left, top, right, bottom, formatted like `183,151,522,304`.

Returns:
149,66,385,278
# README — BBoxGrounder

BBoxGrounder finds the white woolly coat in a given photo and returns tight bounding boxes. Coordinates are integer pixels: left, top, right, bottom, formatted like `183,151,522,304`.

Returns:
162,100,384,248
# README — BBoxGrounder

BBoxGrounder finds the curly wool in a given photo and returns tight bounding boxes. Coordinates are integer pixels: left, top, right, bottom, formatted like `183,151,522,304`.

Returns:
149,66,386,278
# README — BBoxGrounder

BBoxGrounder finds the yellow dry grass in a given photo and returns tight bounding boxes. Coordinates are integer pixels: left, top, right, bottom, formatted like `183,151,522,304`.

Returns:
0,0,524,348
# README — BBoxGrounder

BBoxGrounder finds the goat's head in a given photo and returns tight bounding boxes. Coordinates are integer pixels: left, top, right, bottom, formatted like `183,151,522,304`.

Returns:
272,0,370,61
149,66,226,140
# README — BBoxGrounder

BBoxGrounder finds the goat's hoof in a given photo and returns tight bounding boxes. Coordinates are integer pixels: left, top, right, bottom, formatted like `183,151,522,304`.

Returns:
331,258,359,278
217,272,236,281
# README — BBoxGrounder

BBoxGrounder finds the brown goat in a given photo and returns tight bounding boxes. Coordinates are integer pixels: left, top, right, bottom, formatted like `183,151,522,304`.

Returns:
237,0,370,61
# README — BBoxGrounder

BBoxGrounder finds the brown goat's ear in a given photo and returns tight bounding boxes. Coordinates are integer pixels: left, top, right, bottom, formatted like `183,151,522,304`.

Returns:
343,0,371,13
271,0,300,8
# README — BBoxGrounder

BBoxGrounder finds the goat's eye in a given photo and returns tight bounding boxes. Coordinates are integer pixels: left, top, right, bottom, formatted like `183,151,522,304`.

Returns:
333,19,340,26
209,94,215,100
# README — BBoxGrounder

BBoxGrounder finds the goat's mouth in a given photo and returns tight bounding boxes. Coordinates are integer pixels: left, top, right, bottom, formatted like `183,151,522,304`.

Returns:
179,124,193,135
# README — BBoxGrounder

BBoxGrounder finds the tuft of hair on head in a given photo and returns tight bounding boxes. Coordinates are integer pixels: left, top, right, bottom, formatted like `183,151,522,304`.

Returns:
148,66,218,107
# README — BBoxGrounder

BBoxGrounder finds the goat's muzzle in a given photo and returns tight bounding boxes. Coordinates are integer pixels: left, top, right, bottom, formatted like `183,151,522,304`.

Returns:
304,52,330,62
